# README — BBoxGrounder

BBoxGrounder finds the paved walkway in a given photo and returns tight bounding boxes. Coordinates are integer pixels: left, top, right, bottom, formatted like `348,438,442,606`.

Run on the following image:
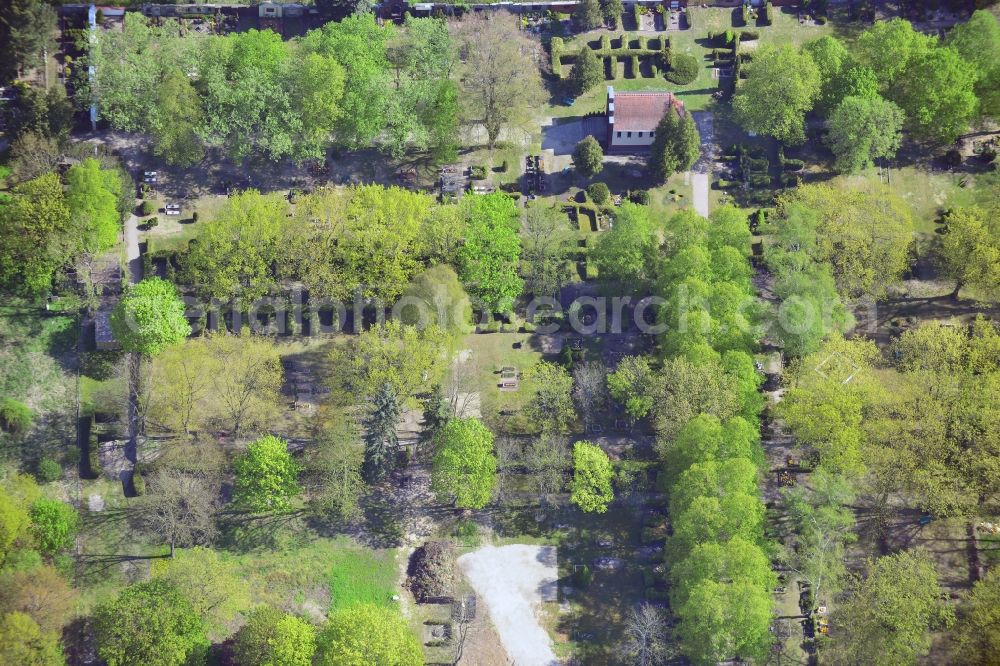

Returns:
124,213,141,284
690,111,715,218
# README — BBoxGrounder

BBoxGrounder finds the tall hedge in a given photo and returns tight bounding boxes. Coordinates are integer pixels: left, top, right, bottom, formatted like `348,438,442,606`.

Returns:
551,36,565,78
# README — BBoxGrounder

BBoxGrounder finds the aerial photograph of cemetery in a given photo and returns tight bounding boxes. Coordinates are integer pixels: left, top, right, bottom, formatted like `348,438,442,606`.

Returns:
0,0,999,663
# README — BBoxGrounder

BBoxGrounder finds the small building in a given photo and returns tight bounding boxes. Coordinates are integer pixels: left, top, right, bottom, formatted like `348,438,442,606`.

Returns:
95,309,119,351
606,86,685,151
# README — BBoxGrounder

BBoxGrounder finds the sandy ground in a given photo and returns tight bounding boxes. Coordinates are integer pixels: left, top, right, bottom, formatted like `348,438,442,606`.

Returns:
458,544,560,666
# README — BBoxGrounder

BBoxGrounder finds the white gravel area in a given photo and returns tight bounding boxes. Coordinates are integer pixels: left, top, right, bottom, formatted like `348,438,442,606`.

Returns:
458,544,559,666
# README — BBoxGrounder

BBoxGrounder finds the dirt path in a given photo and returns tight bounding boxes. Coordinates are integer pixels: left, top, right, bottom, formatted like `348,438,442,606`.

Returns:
458,544,559,666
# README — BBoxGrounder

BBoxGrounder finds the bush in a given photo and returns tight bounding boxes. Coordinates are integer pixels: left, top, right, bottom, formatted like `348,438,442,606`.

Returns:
944,149,963,168
782,158,805,171
499,160,509,173
685,8,694,30
725,29,736,45
88,427,102,479
139,200,156,216
741,5,750,25
761,1,773,24
37,458,62,483
630,55,639,78
629,189,650,204
138,217,158,231
470,165,487,180
665,53,699,86
408,541,455,602
191,210,199,222
572,136,604,177
665,52,699,85
0,398,33,434
551,36,565,77
587,182,611,205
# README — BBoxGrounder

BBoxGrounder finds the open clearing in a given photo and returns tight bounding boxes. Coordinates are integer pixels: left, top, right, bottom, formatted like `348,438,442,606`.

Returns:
458,544,559,666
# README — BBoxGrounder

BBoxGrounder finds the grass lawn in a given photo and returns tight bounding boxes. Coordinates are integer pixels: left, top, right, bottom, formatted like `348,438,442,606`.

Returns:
550,7,836,119
141,193,231,254
835,165,980,236
0,297,79,465
228,537,399,616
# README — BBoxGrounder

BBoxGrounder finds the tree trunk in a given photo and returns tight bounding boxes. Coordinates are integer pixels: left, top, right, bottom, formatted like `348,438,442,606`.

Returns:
951,280,963,301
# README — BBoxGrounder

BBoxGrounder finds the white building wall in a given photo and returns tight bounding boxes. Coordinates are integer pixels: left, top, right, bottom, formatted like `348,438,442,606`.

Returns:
610,129,655,148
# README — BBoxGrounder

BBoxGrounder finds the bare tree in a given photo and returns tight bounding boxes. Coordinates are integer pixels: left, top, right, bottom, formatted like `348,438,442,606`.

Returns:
523,434,570,510
621,603,673,666
450,13,546,148
136,469,219,558
573,361,609,430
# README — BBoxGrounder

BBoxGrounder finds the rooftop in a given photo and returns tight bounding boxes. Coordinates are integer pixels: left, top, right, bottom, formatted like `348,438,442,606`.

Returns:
609,89,684,132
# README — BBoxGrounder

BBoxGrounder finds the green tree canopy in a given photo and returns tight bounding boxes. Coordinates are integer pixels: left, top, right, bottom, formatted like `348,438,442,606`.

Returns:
330,320,449,406
315,604,422,666
952,568,1000,663
0,172,72,295
826,95,904,173
65,158,123,254
947,10,1000,121
28,499,77,555
802,35,851,116
854,18,934,89
570,441,614,513
777,183,914,300
829,551,954,666
606,355,654,420
649,109,700,182
110,278,191,356
458,192,523,312
575,0,604,30
0,0,57,79
572,135,604,177
151,547,251,640
150,70,205,167
361,382,401,484
431,418,497,509
591,203,658,289
398,264,472,338
570,47,603,95
182,190,289,302
889,45,977,144
93,579,208,666
234,435,302,513
232,607,317,666
0,611,63,666
935,206,1000,300
732,45,820,144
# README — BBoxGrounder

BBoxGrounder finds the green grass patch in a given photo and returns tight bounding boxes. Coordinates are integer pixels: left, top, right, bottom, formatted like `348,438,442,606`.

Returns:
327,547,398,610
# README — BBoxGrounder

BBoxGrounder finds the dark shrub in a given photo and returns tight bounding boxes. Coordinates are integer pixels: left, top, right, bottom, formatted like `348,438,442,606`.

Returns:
665,52,699,84
0,398,33,434
587,182,611,204
37,458,62,483
140,200,156,216
629,189,650,204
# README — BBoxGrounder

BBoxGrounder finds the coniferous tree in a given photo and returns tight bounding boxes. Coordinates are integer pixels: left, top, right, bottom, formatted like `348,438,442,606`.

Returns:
649,109,700,182
362,383,401,483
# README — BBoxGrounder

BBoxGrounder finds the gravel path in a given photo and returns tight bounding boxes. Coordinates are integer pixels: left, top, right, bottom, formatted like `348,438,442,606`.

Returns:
690,111,715,218
458,544,559,666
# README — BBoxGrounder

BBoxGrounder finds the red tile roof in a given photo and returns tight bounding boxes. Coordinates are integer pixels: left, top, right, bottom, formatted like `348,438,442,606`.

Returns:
611,91,684,131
